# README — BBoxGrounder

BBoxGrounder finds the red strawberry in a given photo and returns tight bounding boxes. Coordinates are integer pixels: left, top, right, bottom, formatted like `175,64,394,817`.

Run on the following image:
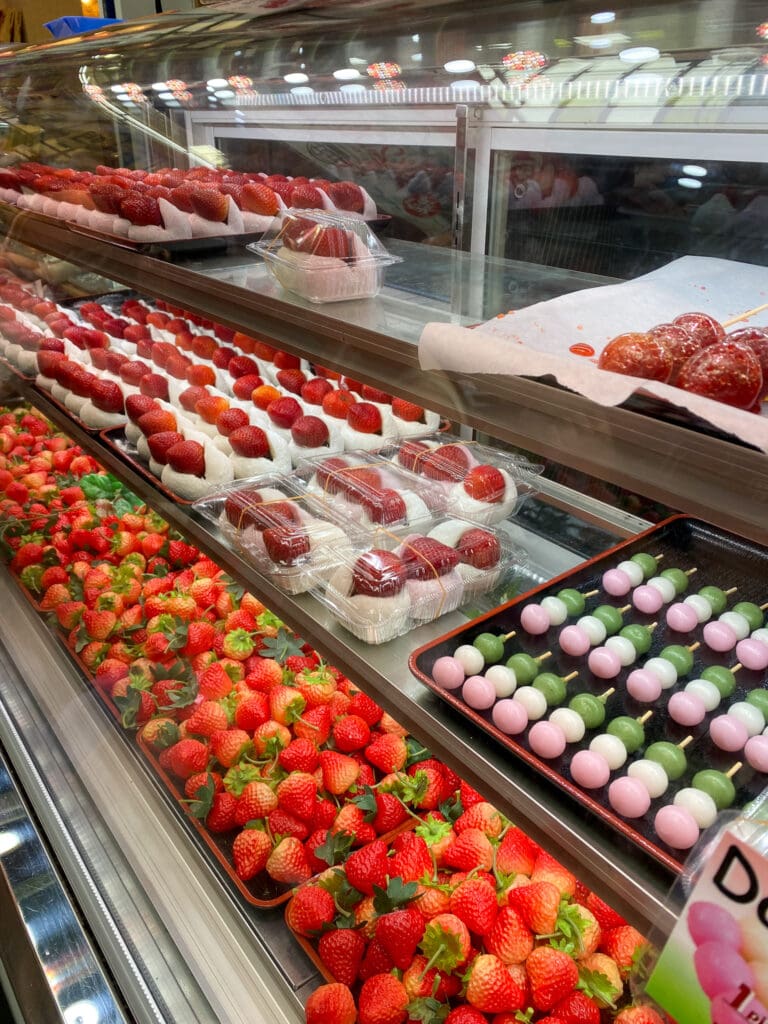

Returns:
137,407,176,435
206,791,238,832
277,737,319,774
444,1009,488,1024
317,930,366,987
228,355,260,378
376,906,426,970
327,182,364,213
400,536,460,579
233,781,277,823
146,431,184,465
290,415,329,448
495,826,537,876
126,394,157,423
267,396,302,428
357,973,408,1024
506,881,560,934
359,488,405,525
444,828,494,872
330,714,370,752
305,983,356,1024
190,187,228,222
552,990,601,1024
285,884,335,936
276,772,317,820
463,464,506,503
531,850,576,898
166,440,205,477
344,838,388,895
347,402,382,434
527,946,579,1011
364,733,406,773
228,425,271,459
391,397,425,421
322,389,355,419
485,905,534,964
351,550,407,598
275,368,306,394
600,925,646,974
418,912,471,972
232,828,271,880
585,890,626,931
241,183,279,216
120,194,163,226
265,836,311,884
290,184,324,209
388,832,432,883
466,953,526,1014
422,444,472,481
318,750,359,794
186,700,229,737
232,373,263,400
91,380,125,414
166,738,209,779
301,377,333,405
614,1007,665,1024
457,527,502,569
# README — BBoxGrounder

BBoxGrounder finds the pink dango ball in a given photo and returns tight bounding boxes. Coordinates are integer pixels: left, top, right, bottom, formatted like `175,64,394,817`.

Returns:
559,624,591,657
694,942,756,1000
492,698,528,735
736,637,768,672
462,675,496,710
703,620,738,653
528,720,567,759
570,749,610,789
633,584,664,614
432,656,465,690
602,568,632,597
666,602,699,633
654,804,700,849
588,646,622,679
709,713,749,752
520,603,551,635
687,901,742,948
608,776,651,818
745,734,768,772
626,668,662,703
668,691,707,727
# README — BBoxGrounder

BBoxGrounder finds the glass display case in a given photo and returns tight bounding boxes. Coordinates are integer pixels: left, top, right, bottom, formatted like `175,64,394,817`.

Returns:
0,2,766,1022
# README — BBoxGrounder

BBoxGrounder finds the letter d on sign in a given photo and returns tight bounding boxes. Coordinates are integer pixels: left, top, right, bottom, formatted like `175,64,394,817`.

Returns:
714,844,759,905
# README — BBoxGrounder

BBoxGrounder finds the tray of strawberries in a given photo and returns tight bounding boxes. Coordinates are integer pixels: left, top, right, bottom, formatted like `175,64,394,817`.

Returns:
288,785,669,1024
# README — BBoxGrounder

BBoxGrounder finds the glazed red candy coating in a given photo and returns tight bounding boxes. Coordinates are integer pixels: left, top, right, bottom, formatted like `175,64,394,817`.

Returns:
728,326,768,377
598,332,673,382
673,311,726,347
677,341,763,410
648,323,702,383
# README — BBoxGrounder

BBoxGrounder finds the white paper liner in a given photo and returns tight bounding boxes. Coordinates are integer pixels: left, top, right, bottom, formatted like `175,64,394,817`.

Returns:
419,256,768,451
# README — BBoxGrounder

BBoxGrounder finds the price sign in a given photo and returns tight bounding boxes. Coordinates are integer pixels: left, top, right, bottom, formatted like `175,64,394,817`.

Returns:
646,830,768,1024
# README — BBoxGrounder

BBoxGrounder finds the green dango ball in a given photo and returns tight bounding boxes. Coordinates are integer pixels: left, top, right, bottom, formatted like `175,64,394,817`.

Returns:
699,586,729,615
620,624,653,655
631,552,658,579
692,769,736,810
745,689,768,719
506,653,539,686
661,568,690,595
592,604,624,636
558,588,585,617
569,693,607,729
701,665,737,699
646,741,688,781
660,644,695,676
607,715,646,754
733,602,764,632
533,672,567,707
473,632,506,665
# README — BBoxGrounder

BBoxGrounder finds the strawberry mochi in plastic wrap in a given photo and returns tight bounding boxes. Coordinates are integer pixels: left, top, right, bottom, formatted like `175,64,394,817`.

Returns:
251,210,401,305
382,434,543,524
193,477,355,595
295,450,439,534
319,516,517,644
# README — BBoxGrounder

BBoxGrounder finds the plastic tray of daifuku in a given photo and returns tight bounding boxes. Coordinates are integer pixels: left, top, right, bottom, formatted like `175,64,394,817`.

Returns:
410,515,768,872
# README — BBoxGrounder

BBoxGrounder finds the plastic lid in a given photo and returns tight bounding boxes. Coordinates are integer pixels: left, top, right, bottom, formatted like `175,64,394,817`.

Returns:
253,209,401,268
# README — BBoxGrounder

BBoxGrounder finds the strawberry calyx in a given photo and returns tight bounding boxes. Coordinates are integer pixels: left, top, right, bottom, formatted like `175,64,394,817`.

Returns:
419,917,468,974
183,774,216,819
513,1010,534,1023
258,625,304,661
405,995,449,1023
577,965,619,1008
223,762,263,795
544,900,590,954
372,876,419,915
314,829,354,868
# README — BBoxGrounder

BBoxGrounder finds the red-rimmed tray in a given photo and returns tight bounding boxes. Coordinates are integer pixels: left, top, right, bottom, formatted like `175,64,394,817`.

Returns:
138,733,415,909
98,425,197,505
410,515,768,874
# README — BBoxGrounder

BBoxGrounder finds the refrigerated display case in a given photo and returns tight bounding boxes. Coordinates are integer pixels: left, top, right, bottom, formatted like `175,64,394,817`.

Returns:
0,1,766,1021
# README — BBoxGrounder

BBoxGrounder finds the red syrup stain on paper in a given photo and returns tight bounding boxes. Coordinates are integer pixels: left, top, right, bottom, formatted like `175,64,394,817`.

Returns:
569,343,595,357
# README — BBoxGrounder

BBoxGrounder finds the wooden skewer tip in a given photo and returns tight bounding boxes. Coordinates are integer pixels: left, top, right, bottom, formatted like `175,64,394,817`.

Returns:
562,671,579,683
726,762,743,778
731,663,742,673
648,621,658,630
536,651,552,662
724,587,738,595
678,735,694,750
638,710,653,724
686,568,698,576
502,630,517,641
583,589,599,598
760,603,768,611
687,641,701,652
619,604,631,613
600,687,616,700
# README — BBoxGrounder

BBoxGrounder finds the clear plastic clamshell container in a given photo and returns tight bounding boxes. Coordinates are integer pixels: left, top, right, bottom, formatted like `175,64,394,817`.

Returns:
249,210,402,304
378,434,544,524
313,515,526,645
193,474,361,595
294,450,441,535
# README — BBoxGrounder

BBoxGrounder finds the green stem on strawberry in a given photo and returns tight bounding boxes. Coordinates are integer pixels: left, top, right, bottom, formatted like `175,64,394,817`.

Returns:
417,942,446,982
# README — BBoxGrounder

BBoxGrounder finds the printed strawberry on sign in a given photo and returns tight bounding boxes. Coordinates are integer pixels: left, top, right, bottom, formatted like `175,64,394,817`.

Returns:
251,209,401,304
